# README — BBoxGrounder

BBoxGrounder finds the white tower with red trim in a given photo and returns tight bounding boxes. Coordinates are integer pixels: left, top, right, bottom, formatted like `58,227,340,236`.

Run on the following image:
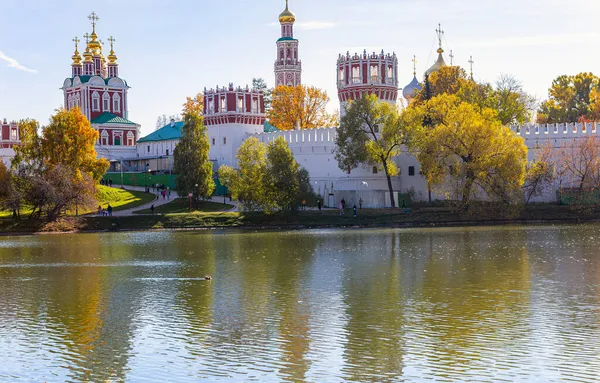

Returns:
336,50,398,117
274,0,302,87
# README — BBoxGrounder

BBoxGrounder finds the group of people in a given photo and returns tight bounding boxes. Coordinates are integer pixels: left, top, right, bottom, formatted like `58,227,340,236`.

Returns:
152,183,171,200
100,179,113,187
338,198,361,217
98,204,113,216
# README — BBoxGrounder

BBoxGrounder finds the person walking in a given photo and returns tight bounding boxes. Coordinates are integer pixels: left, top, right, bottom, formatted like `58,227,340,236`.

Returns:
150,204,155,215
353,205,357,217
359,198,363,209
107,204,113,217
301,199,306,210
341,198,346,210
167,187,171,199
317,200,322,211
338,201,344,216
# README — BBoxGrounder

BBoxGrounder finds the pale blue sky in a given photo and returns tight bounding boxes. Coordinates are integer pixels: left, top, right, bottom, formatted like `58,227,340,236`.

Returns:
1,0,599,136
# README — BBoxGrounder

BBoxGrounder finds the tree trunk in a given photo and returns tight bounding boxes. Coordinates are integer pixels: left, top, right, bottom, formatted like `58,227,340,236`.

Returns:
462,171,475,210
382,159,396,208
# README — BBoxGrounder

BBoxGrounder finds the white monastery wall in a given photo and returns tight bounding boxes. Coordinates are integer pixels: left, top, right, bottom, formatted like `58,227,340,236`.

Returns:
252,127,440,207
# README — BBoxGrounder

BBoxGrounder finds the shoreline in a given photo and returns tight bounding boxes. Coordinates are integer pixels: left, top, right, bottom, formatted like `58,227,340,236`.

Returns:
1,216,599,237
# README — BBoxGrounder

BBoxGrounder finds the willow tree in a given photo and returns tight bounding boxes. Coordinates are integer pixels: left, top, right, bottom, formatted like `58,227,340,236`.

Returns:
335,94,408,208
173,111,215,200
268,85,338,130
407,94,528,208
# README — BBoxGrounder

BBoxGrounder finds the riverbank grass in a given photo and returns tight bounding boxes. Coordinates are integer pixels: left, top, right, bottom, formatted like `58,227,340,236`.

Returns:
133,198,234,214
0,186,154,218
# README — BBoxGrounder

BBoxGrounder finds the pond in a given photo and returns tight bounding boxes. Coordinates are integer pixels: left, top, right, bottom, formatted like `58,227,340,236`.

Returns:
0,226,599,382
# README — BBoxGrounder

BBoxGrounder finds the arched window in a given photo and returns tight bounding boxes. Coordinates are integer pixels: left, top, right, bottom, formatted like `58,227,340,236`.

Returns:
68,94,73,109
92,92,100,111
220,97,226,111
238,97,244,111
127,131,134,146
113,94,121,113
100,130,108,146
102,92,111,112
372,166,378,174
252,99,258,113
352,66,360,83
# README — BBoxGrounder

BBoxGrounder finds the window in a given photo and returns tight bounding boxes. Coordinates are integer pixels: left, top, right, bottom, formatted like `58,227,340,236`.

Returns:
212,138,216,145
100,130,108,146
352,66,360,83
114,136,121,146
238,97,244,111
147,145,150,153
370,65,378,82
388,66,393,79
92,92,100,111
223,137,227,145
127,131,134,146
209,100,214,114
252,99,258,113
166,149,169,156
113,94,121,112
220,97,226,111
373,125,380,133
103,92,110,112
10,128,17,141
408,166,415,176
373,166,378,174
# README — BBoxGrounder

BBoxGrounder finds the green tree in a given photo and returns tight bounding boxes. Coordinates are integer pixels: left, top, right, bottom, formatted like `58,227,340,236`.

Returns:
253,78,273,112
537,72,600,123
407,94,528,208
335,94,408,208
297,167,317,204
264,136,299,212
219,137,268,212
173,111,215,200
494,74,536,125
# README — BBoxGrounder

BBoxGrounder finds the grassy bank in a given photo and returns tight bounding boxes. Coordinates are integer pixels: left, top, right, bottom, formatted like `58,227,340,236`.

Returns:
1,203,599,234
0,186,155,219
133,198,234,214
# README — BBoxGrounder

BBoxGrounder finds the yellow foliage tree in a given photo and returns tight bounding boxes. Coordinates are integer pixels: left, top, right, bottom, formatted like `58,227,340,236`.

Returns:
268,85,338,130
182,93,204,116
407,94,528,208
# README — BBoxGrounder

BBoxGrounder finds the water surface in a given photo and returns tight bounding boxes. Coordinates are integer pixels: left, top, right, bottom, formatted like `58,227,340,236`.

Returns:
0,226,599,382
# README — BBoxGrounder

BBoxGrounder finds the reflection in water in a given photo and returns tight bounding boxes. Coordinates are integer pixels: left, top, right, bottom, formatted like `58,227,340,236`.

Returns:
0,226,600,382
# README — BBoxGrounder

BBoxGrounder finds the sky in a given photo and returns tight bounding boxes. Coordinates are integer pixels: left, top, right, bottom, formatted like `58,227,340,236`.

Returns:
1,0,599,136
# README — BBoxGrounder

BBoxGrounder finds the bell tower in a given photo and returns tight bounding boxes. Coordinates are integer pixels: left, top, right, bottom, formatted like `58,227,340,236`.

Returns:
274,0,302,87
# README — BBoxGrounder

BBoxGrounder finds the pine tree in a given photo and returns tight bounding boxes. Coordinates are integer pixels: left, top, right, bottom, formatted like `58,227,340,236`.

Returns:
173,111,215,200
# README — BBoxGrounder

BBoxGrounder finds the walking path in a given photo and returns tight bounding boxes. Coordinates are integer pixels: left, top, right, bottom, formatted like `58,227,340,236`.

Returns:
106,185,238,216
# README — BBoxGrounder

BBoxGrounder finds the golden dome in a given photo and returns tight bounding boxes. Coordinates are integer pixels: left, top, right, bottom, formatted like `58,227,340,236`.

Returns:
279,0,296,23
72,37,82,65
83,46,93,63
425,49,447,76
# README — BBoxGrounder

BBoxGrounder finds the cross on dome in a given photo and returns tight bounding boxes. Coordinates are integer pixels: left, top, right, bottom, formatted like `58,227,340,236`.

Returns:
436,23,444,52
449,50,454,66
73,36,80,50
412,55,417,76
83,33,90,44
468,55,474,79
88,11,99,32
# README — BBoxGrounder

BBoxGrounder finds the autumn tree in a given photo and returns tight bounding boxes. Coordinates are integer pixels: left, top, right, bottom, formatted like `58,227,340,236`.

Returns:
219,137,268,212
252,78,273,112
555,136,600,190
537,72,600,123
182,93,204,116
264,136,299,212
219,136,302,213
173,110,214,200
406,94,528,209
10,109,108,220
268,85,338,130
523,142,556,204
414,67,535,126
335,94,408,208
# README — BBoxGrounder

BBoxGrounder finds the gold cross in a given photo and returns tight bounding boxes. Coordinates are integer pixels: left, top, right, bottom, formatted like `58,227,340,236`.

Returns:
83,33,90,44
412,55,417,76
73,36,80,50
88,11,99,31
108,36,115,49
449,50,454,66
468,55,474,79
435,23,444,50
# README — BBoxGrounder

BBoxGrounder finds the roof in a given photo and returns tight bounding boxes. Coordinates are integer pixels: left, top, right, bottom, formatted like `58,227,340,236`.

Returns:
264,120,279,133
277,37,297,42
402,75,422,100
69,75,129,86
92,112,138,126
137,121,185,143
